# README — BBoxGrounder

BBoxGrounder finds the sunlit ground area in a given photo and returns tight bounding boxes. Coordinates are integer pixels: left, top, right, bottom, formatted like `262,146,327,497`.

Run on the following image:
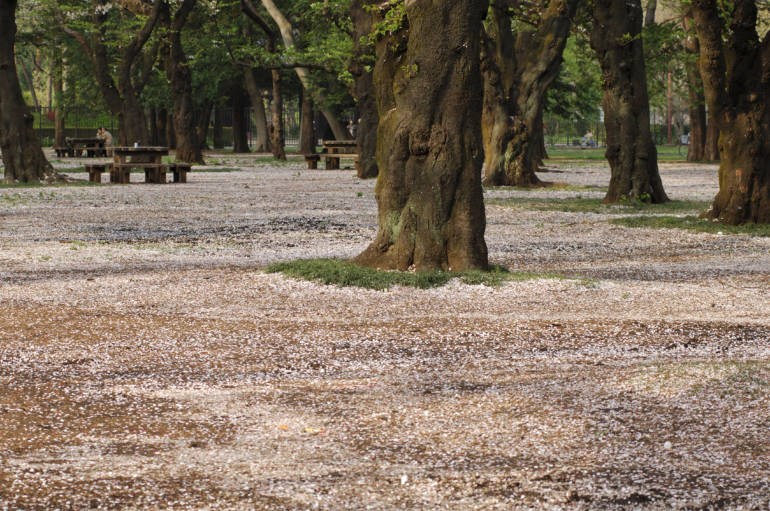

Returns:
1,149,768,509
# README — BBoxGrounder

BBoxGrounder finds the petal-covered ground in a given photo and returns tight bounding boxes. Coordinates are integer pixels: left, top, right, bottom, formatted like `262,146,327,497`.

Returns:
1,153,768,509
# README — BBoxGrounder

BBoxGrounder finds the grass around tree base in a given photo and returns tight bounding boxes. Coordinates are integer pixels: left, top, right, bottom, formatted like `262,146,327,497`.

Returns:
610,215,770,237
265,259,575,290
488,197,710,215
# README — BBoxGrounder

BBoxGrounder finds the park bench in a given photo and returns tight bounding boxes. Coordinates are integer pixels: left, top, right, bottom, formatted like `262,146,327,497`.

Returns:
85,163,109,183
167,162,191,183
54,146,72,157
110,162,167,184
302,140,359,170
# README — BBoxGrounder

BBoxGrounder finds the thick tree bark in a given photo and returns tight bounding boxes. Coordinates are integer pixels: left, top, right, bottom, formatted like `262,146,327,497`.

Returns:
691,0,770,223
0,0,60,183
704,117,719,161
164,0,203,164
298,87,315,154
156,108,168,147
349,0,378,178
231,90,250,153
591,0,668,203
244,68,270,152
644,0,657,27
481,0,577,188
353,0,489,272
268,69,285,160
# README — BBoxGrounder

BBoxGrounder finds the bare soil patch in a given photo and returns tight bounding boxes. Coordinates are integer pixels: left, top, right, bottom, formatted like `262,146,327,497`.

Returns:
1,153,768,509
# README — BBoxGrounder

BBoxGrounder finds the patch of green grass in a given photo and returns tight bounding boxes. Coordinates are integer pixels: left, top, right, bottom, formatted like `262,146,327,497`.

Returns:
485,183,608,193
544,145,686,162
0,180,100,189
265,259,569,290
610,215,770,237
488,197,709,215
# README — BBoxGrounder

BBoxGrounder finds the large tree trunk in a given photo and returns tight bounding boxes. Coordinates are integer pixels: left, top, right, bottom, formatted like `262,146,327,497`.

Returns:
353,0,489,272
481,0,577,188
0,0,60,183
268,69,285,160
231,90,250,153
244,68,270,152
691,0,770,223
349,0,378,178
298,87,315,154
164,0,203,163
157,108,169,147
591,0,668,203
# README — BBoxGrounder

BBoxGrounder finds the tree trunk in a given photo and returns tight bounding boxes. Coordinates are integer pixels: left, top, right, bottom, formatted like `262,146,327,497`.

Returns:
244,68,270,152
353,0,489,272
53,45,66,148
691,0,770,223
349,0,378,178
682,12,705,162
481,0,577,188
163,110,176,149
591,0,668,203
298,87,315,154
164,0,203,163
0,0,60,183
644,0,657,27
157,108,169,147
196,102,212,150
268,70,285,160
704,116,719,161
149,107,160,145
232,90,250,153
213,106,224,149
260,0,349,140
19,57,39,109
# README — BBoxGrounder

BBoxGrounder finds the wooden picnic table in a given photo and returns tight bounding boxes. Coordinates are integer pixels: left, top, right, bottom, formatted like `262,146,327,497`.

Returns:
303,139,358,170
64,137,105,157
111,146,169,184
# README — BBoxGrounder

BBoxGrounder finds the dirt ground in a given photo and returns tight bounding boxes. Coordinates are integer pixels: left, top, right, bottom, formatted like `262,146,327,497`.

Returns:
1,152,768,510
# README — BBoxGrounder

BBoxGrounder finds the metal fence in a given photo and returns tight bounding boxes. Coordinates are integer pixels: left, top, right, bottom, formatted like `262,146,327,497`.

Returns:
32,103,301,149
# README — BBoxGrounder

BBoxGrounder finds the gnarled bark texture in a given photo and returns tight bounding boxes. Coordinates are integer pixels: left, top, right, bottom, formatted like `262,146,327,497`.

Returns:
164,0,204,164
591,0,668,203
691,0,770,223
481,0,577,188
0,0,59,183
349,0,378,179
353,0,489,272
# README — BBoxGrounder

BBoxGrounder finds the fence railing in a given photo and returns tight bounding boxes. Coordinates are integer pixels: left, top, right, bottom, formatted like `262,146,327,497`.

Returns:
32,105,301,149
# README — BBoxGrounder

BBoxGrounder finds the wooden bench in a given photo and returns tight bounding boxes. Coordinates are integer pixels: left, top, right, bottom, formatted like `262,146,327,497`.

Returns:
167,163,191,183
302,154,321,169
111,163,167,184
85,146,106,158
85,163,109,183
323,153,359,170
